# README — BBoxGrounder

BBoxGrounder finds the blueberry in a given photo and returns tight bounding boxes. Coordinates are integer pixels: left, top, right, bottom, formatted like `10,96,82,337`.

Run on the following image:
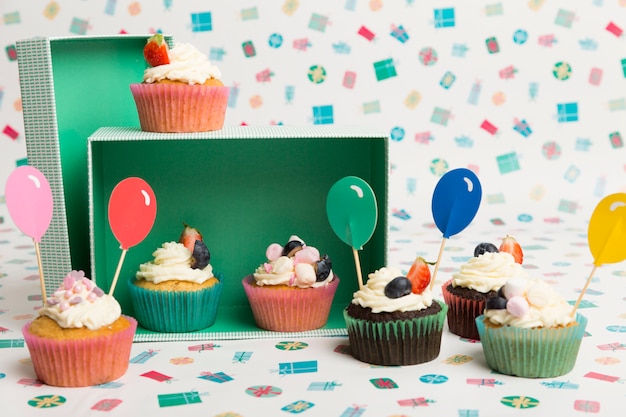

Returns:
485,296,507,310
474,242,498,257
282,240,303,257
315,255,332,282
191,240,210,269
384,276,413,299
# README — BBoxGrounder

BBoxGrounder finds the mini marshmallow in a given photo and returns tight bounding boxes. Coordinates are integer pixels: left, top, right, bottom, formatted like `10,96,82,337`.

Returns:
294,263,316,286
266,243,283,261
503,277,528,299
506,295,530,317
294,246,320,265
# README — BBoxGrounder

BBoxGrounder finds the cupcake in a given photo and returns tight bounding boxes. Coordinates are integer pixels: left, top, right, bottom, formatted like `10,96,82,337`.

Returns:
475,277,587,378
130,34,229,133
344,263,448,366
442,236,526,340
129,223,223,332
242,235,339,332
22,270,137,387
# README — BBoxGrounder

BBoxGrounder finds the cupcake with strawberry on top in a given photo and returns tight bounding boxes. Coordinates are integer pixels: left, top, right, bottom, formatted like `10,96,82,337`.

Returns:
441,235,525,340
343,257,448,366
128,223,223,332
130,34,229,132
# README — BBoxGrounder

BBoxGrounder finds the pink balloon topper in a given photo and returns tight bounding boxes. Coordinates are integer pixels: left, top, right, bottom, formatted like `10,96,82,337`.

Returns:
108,177,157,250
5,166,53,243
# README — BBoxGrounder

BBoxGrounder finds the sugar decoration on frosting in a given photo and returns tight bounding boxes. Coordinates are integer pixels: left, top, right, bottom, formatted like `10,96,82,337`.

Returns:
46,270,104,312
485,277,550,318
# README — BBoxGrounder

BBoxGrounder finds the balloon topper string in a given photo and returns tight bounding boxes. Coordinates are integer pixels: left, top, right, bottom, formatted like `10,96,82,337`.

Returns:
429,168,482,290
5,166,54,303
107,177,157,296
326,176,378,290
570,192,626,317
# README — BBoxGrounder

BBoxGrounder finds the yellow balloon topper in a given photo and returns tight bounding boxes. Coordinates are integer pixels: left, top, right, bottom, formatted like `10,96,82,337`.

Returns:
588,192,626,266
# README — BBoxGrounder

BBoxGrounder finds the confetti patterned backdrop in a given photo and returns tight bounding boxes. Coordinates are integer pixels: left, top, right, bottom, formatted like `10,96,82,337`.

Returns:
1,0,625,228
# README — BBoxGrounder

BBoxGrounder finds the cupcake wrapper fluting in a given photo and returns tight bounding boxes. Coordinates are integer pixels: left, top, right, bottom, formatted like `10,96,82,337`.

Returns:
475,313,588,378
241,275,339,332
130,83,229,133
21,316,137,387
441,279,486,340
128,276,223,333
343,300,448,366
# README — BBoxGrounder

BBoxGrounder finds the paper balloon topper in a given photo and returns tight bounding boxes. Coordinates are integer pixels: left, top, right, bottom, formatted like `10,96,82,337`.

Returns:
5,165,53,243
431,168,482,239
429,168,482,289
326,176,378,289
571,192,626,317
107,177,156,296
108,177,157,250
5,165,54,302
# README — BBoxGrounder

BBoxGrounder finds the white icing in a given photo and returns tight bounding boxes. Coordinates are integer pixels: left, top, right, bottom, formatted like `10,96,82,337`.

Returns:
351,267,433,313
38,270,121,330
143,42,222,85
136,241,214,284
484,278,575,328
452,251,528,293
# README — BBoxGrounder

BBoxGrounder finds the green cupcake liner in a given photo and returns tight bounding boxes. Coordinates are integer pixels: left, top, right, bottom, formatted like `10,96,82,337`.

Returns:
128,273,223,333
343,300,448,366
475,313,587,378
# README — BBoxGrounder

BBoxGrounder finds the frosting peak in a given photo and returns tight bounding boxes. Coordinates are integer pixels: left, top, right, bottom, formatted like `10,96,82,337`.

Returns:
143,42,222,85
351,267,433,313
38,270,121,330
452,251,528,293
136,241,214,284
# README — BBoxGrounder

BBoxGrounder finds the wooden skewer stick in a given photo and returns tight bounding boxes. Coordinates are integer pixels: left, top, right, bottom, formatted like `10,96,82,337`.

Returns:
34,240,47,303
429,237,447,291
352,247,364,290
570,264,598,318
108,248,128,296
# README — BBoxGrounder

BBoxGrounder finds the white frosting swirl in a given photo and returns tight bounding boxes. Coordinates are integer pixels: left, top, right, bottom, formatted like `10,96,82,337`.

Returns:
452,251,528,293
253,256,334,288
143,42,222,85
351,267,433,313
484,278,575,328
136,241,214,284
38,270,121,330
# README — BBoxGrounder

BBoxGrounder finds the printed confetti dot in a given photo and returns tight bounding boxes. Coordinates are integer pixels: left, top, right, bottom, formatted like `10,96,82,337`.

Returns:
418,47,438,66
275,341,309,351
501,395,540,409
308,65,327,83
553,62,572,80
443,354,473,365
28,395,66,408
170,356,194,365
245,385,283,398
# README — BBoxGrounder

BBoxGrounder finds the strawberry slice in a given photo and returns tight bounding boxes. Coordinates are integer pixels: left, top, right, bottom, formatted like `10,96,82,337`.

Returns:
499,235,523,264
178,223,203,253
143,34,170,67
406,257,432,294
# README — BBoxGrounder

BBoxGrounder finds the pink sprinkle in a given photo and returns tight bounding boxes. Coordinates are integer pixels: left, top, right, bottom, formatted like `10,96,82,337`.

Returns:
69,296,83,305
263,263,273,273
289,274,296,286
64,290,73,299
82,278,93,290
59,301,70,312
46,298,60,306
63,275,75,290
92,287,104,297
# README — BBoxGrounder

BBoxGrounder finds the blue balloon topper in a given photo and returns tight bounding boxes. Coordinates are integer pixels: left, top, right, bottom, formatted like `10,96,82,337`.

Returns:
431,168,482,238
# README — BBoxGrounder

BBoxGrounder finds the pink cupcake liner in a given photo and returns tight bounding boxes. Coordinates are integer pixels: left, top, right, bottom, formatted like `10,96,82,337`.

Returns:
22,316,137,387
130,83,229,133
441,279,486,340
242,275,339,332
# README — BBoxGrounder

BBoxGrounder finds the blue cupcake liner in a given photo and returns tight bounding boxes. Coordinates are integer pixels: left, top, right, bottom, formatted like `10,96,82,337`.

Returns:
475,313,587,378
128,273,223,333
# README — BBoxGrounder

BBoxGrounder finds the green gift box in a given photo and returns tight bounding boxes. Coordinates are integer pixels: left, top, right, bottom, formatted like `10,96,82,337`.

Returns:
157,391,203,407
88,126,388,341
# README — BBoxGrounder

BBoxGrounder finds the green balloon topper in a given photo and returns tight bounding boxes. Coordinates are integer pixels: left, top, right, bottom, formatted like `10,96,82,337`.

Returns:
326,176,378,250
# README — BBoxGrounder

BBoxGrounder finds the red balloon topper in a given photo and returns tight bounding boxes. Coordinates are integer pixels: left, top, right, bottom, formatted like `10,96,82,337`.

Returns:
108,177,157,250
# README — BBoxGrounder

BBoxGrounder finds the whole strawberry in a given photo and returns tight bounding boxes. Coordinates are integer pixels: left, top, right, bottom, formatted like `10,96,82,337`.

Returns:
178,223,202,253
499,235,523,264
406,257,433,294
143,33,170,67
